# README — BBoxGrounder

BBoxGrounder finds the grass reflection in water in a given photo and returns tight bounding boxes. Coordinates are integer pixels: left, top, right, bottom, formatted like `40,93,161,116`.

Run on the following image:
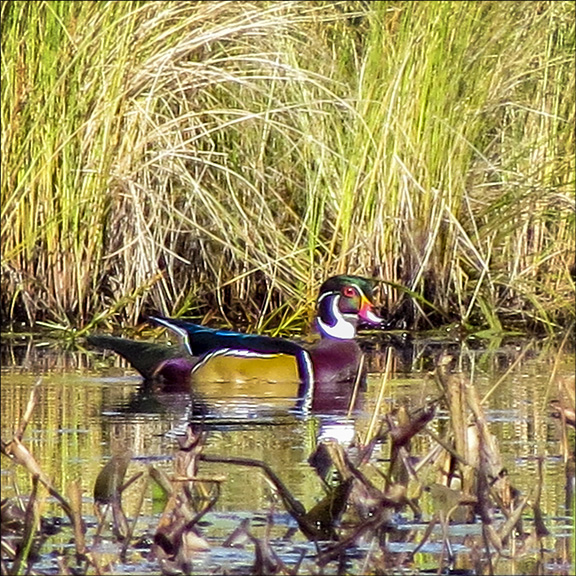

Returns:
1,337,574,575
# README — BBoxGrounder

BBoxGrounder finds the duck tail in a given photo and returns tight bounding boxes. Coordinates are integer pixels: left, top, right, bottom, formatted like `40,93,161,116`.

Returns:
86,334,180,379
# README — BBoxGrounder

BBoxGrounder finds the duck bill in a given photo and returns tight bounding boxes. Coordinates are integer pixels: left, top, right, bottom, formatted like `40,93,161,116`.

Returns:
358,296,384,327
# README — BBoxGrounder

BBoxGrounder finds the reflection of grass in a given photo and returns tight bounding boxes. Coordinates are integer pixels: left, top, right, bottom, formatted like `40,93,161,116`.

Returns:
1,2,574,334
2,348,574,574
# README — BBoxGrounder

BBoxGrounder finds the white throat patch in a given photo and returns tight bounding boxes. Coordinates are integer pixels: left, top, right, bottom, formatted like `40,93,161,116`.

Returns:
316,294,356,340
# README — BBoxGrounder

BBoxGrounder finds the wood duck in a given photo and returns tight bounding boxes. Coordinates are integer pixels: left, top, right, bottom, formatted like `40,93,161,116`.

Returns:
87,275,385,408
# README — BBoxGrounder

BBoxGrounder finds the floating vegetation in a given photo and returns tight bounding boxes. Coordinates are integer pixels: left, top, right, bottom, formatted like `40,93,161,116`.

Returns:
2,352,574,575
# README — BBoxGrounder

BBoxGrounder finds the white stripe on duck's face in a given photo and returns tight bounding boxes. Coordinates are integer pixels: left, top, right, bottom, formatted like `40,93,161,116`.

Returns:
316,293,357,340
315,279,382,340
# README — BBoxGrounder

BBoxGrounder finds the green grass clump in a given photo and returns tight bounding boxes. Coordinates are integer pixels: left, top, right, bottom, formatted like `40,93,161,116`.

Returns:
1,1,574,335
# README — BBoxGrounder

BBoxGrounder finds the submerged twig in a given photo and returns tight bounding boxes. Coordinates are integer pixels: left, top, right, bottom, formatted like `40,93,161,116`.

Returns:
199,455,308,529
364,349,393,444
10,475,40,576
1,380,81,535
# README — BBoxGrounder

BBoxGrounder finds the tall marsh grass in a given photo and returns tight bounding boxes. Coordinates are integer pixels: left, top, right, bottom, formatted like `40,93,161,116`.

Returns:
1,1,574,334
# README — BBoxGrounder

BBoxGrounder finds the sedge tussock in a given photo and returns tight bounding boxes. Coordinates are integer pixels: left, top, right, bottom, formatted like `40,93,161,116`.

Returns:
1,1,573,335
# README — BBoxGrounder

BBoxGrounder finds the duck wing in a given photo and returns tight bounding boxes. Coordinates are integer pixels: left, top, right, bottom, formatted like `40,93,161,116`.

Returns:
149,316,314,392
149,316,304,357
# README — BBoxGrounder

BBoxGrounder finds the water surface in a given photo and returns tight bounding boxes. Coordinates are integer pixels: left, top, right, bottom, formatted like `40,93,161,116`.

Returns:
1,334,574,574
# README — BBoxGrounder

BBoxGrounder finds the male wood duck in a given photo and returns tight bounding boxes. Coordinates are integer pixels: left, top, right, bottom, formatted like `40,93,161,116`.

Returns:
87,275,385,409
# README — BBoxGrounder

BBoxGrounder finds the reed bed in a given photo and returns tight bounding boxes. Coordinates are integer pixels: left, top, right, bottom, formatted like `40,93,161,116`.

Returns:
1,1,574,335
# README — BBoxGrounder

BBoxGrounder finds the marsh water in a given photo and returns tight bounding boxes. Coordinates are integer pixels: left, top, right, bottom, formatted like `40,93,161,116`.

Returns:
1,333,574,575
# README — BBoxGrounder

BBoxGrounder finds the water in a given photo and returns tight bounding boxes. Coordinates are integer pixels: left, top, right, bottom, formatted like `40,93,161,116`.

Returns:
1,334,574,575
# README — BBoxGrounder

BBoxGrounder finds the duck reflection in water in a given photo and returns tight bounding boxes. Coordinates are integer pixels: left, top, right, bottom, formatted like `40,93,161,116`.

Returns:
90,275,394,429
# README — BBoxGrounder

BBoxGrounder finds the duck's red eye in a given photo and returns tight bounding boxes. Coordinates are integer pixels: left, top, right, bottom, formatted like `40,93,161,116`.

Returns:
342,286,357,298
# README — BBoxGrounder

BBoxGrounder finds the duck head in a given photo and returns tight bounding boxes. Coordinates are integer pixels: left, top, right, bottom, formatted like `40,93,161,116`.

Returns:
315,275,384,340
